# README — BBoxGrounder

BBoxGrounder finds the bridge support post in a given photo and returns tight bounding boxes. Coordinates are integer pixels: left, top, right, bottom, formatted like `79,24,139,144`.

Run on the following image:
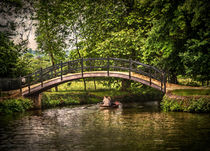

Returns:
19,76,22,95
129,59,132,79
68,61,70,73
40,68,43,87
28,76,31,93
107,57,110,76
28,93,42,109
149,67,151,85
163,73,166,93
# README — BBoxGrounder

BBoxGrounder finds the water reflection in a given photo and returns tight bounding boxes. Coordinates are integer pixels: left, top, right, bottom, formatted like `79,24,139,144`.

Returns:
0,101,210,151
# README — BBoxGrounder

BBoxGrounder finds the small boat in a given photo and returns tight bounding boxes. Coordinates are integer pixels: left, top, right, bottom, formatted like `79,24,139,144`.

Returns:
99,102,120,108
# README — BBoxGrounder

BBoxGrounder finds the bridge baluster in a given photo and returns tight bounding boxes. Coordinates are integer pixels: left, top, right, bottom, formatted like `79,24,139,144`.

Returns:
81,58,83,77
61,61,63,81
68,61,70,74
149,67,152,85
107,57,109,76
129,59,132,79
163,73,166,93
51,70,53,78
28,76,30,93
19,76,22,95
40,68,43,87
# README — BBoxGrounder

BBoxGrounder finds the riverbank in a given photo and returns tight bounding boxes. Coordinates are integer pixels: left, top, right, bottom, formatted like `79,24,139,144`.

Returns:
40,80,163,108
41,88,162,108
161,89,210,113
3,80,209,113
0,80,163,113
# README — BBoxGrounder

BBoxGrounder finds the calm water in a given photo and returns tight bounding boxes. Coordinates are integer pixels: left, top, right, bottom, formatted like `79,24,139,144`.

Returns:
0,101,210,151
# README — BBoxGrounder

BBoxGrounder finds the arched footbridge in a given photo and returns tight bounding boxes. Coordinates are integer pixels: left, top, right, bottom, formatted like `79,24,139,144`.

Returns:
19,58,166,97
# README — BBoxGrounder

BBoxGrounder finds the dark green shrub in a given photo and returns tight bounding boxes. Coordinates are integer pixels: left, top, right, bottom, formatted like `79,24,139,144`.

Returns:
188,98,210,113
0,98,33,114
161,95,210,113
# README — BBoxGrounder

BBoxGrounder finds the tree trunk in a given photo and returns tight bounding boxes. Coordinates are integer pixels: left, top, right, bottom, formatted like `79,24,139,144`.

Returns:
83,78,86,91
74,28,87,92
121,79,131,91
202,81,204,86
49,52,58,92
109,79,111,90
93,78,96,90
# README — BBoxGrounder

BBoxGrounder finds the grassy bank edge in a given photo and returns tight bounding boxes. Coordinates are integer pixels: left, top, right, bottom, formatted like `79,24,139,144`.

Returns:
161,91,210,113
41,89,163,109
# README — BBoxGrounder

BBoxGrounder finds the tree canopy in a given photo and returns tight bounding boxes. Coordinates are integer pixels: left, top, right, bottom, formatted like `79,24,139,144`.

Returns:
0,0,209,85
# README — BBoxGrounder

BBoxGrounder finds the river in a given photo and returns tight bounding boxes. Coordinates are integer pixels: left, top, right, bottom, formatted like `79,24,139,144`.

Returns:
0,101,210,151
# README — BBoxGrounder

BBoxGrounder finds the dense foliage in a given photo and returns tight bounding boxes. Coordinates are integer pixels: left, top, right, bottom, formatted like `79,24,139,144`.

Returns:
0,33,20,78
0,0,34,78
0,98,33,114
1,0,209,86
67,0,209,84
161,95,210,113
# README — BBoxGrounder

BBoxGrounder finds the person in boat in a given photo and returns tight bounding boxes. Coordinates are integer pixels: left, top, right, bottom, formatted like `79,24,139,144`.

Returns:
102,96,111,106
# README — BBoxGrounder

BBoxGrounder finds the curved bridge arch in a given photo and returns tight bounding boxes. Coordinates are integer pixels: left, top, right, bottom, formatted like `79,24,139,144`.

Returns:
20,58,166,96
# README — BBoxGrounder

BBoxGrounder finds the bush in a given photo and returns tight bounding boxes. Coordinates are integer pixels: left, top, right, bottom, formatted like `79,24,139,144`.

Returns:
161,96,181,112
41,93,86,108
0,98,33,114
188,98,210,113
161,95,210,113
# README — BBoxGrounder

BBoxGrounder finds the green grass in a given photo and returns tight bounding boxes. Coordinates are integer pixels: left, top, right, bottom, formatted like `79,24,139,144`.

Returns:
52,80,113,92
172,89,210,96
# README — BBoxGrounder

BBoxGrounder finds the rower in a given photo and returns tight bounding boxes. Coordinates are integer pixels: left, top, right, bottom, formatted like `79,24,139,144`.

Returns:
102,96,111,106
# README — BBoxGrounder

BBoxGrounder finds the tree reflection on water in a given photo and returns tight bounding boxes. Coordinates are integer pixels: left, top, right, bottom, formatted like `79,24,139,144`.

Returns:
0,101,209,151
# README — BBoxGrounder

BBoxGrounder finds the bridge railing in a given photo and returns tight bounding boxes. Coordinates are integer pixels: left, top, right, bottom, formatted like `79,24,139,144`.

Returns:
6,58,166,93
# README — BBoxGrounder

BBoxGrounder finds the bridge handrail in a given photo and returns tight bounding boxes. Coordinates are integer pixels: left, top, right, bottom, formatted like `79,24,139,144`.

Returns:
0,58,166,93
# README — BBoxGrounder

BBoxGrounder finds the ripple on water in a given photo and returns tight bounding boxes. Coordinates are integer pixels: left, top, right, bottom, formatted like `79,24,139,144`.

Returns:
0,102,210,151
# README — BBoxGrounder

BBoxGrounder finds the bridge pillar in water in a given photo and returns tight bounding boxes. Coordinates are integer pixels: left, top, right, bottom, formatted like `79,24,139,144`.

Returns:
28,93,42,109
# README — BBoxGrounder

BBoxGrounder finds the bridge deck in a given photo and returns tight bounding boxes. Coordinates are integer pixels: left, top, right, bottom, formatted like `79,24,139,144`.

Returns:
22,71,163,96
1,71,201,100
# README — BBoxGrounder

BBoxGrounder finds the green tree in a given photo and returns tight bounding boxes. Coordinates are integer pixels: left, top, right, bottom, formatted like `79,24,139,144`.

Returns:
0,0,35,78
0,33,20,78
34,0,209,87
142,0,209,84
35,0,67,66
